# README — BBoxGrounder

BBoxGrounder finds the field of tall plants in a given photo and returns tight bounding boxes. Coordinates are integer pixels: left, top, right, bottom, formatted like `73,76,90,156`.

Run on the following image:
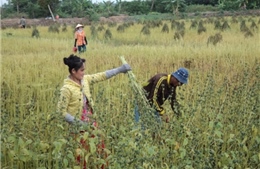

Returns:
1,15,260,169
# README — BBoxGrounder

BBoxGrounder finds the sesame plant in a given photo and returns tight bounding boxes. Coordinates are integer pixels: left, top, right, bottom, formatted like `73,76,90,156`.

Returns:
117,25,125,33
197,20,207,34
104,29,112,39
161,23,170,33
62,23,67,32
31,26,40,38
48,23,60,33
189,20,198,29
141,25,151,35
1,15,260,169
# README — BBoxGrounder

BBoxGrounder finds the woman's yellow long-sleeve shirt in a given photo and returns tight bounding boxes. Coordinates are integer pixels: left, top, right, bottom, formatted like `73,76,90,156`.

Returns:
57,72,107,118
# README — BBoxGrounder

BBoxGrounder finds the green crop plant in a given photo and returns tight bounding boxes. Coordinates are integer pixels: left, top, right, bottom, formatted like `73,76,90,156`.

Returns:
1,15,259,169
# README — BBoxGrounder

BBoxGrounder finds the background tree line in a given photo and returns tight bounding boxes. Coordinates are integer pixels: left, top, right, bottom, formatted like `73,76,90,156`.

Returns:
1,0,259,19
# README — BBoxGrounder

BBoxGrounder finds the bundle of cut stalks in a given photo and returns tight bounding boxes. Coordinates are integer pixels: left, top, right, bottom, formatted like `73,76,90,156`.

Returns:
120,56,151,108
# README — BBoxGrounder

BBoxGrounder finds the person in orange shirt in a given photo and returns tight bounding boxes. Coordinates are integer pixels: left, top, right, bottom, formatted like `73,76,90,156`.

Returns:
74,24,87,53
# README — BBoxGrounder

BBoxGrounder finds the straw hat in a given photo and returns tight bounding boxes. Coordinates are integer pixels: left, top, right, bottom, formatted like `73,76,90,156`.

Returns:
75,24,84,29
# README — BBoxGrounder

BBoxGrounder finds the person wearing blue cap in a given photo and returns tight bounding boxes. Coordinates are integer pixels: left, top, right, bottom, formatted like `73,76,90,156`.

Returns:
143,67,189,121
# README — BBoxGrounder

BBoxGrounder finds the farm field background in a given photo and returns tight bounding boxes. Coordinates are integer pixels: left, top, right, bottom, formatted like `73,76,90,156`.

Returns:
1,15,260,169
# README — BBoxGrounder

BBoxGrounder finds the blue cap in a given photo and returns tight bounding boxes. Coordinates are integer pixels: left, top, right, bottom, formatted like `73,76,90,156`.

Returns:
172,68,189,84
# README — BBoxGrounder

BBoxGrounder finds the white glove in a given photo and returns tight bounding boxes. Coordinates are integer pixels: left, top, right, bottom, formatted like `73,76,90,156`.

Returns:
105,64,131,78
65,113,88,128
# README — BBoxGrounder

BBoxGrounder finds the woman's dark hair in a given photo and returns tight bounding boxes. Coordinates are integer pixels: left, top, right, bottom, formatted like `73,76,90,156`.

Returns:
63,54,86,73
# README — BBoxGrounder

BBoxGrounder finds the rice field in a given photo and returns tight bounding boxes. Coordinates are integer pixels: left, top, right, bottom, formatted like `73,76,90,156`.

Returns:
1,15,260,169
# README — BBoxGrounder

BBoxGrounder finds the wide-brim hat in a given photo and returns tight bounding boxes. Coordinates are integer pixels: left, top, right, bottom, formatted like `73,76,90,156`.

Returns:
75,24,84,29
172,67,189,84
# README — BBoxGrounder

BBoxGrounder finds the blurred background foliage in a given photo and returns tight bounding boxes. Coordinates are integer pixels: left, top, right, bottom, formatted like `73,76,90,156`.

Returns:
1,0,260,20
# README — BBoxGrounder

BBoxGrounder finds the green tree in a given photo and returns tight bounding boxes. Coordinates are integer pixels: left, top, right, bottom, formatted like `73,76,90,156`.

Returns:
59,0,92,17
163,0,187,15
150,0,156,11
103,1,115,14
249,0,260,9
237,0,248,9
150,0,169,13
27,1,41,18
121,0,150,15
217,0,260,10
185,0,218,5
116,0,122,13
10,0,28,14
37,0,60,16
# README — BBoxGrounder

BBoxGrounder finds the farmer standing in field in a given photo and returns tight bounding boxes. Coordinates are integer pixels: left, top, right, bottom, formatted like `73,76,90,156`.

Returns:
57,54,131,169
74,24,88,53
19,16,26,28
143,67,189,122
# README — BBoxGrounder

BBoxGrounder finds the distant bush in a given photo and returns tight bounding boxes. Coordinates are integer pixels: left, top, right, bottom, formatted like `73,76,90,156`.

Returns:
185,5,218,13
89,12,100,22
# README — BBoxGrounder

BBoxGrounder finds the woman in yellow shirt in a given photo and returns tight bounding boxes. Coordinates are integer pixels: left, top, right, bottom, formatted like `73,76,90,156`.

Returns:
57,54,131,168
